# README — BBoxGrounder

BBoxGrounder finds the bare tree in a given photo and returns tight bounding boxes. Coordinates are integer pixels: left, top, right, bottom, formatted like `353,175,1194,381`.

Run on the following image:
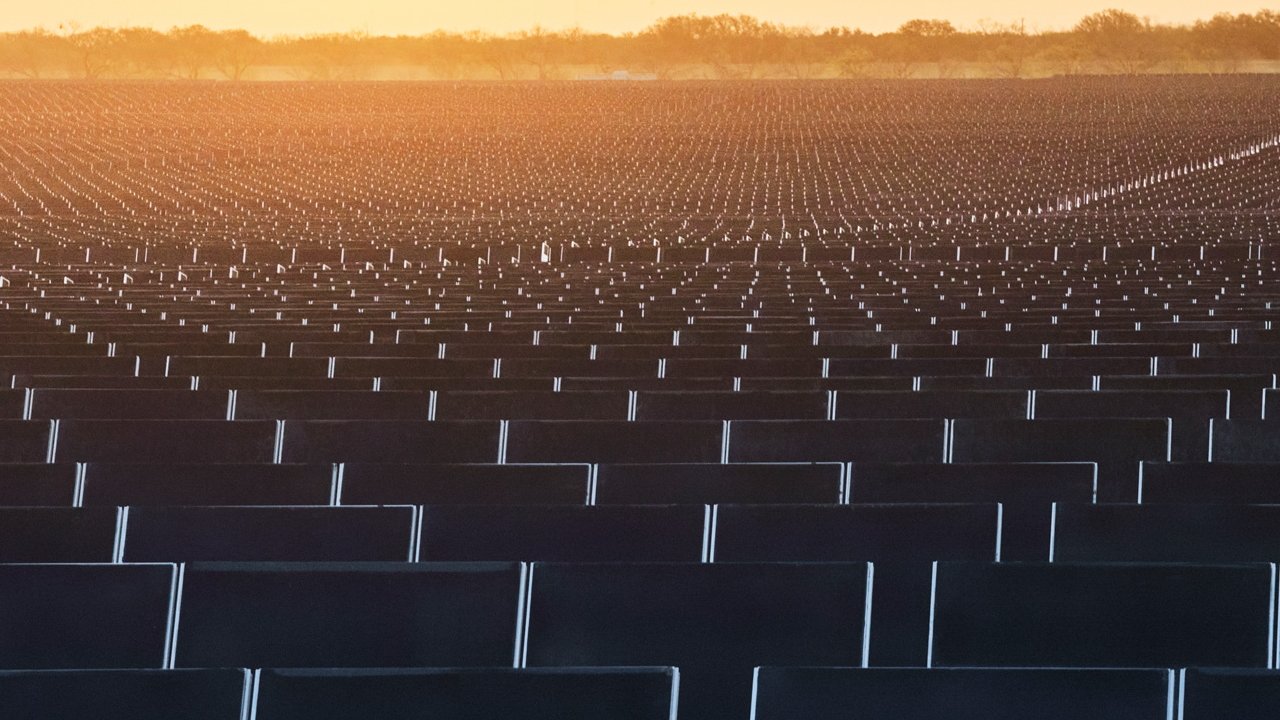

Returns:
169,25,218,79
473,33,518,80
0,29,63,78
65,26,124,79
117,27,170,77
415,31,467,80
979,19,1033,78
212,30,261,81
778,28,823,79
834,46,875,78
518,25,561,80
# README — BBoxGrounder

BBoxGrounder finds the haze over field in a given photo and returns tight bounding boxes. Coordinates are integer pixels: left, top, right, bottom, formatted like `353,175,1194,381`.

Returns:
3,9,1280,80
2,0,1276,35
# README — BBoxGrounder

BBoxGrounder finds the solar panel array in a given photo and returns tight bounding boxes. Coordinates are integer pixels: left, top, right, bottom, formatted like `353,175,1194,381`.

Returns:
1,77,1280,718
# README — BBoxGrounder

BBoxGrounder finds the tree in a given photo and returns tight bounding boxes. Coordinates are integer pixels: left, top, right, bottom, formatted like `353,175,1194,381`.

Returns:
212,30,261,81
979,19,1033,78
168,25,219,79
898,19,958,38
1254,10,1280,59
886,18,959,77
640,14,702,76
473,32,518,80
288,32,373,80
778,28,823,79
640,14,782,79
1038,34,1088,76
116,27,170,77
411,31,469,79
834,45,874,77
1193,12,1280,72
65,26,124,79
517,26,562,80
1074,9,1160,74
0,30,65,78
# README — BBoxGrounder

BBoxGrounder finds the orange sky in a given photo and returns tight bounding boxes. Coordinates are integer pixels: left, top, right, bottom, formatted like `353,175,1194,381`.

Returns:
4,1,1272,35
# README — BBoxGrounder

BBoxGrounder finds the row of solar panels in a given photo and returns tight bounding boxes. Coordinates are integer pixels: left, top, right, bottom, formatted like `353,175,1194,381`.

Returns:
11,354,1280,378
10,501,1280,560
0,388,1259,422
2,561,1278,717
0,666,1273,720
6,417,1280,497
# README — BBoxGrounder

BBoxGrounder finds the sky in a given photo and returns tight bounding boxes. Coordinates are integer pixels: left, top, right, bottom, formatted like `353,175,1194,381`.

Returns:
2,0,1272,36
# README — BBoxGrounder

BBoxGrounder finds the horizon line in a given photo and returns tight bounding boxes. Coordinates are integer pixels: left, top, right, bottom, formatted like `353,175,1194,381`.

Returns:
4,8,1273,40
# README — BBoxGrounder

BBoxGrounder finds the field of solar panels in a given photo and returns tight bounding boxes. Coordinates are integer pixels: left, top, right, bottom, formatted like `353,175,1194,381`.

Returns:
2,77,1280,719
2,77,1278,263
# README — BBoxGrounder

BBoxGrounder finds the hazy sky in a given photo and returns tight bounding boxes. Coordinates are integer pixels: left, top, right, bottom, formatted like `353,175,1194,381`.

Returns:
4,0,1271,35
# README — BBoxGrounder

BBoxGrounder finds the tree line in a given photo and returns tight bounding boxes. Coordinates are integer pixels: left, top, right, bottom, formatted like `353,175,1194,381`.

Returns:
2,9,1279,80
